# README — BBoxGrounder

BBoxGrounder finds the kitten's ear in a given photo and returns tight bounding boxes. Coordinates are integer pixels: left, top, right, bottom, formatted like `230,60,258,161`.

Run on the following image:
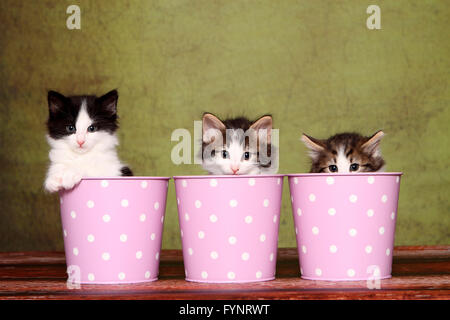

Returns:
301,134,325,159
48,91,67,115
97,90,118,115
202,113,225,143
361,130,385,156
250,115,272,144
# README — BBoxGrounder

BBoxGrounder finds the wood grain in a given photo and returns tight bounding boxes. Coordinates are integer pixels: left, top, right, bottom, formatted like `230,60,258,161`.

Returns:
0,246,448,300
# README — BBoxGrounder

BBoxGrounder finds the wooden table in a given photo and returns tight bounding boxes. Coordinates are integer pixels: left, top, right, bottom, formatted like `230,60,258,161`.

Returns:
0,246,448,300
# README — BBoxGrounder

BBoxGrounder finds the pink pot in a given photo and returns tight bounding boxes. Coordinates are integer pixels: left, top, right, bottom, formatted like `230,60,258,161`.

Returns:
288,173,402,281
174,175,284,283
59,177,169,284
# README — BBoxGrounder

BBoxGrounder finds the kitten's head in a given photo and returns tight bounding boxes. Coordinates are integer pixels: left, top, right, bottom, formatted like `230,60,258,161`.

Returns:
46,90,120,153
201,113,273,175
301,131,385,173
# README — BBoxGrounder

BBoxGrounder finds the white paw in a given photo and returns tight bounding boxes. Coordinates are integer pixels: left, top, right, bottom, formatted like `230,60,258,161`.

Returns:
45,175,63,193
61,171,82,190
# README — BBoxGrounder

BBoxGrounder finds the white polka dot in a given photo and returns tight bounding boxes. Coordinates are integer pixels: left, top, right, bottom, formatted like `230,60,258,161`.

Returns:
248,178,256,186
154,202,160,210
209,179,218,187
328,208,336,216
291,196,294,203
297,208,302,216
300,267,303,275
326,177,334,185
195,200,202,208
120,234,128,242
277,178,281,185
102,252,110,261
381,195,388,203
241,252,250,261
347,269,356,277
386,248,391,256
329,245,337,253
155,252,159,260
136,251,143,259
70,211,76,219
150,233,156,240
315,268,322,276
263,199,269,207
201,271,208,279
244,216,253,224
103,214,111,222
259,234,266,242
396,176,400,183
294,177,298,184
391,212,396,220
210,214,218,223
302,245,307,254
349,194,358,203
312,226,319,235
63,229,67,237
269,253,274,261
188,248,194,255
368,176,375,184
227,271,236,280
256,271,262,279
73,248,79,256
185,213,190,221
349,228,357,237
273,215,278,223
210,251,219,259
177,198,180,205
60,198,63,204
121,199,129,207
198,231,205,239
118,272,125,280
141,181,148,188
88,273,95,281
228,236,237,245
229,199,238,207
87,200,94,208
161,215,164,223
182,180,187,187
101,180,109,187
379,227,385,235
309,194,316,202
145,271,151,279
139,214,146,222
365,245,373,254
295,227,298,235
367,209,374,217
87,234,95,242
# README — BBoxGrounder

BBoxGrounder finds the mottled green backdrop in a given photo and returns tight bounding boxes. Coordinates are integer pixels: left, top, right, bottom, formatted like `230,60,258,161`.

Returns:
0,0,448,251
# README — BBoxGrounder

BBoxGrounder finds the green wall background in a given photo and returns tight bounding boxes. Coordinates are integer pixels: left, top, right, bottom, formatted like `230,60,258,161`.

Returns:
0,0,448,251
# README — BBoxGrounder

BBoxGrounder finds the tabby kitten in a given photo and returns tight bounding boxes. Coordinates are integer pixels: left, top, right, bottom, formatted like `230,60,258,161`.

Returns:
44,90,132,192
202,113,277,175
301,131,385,173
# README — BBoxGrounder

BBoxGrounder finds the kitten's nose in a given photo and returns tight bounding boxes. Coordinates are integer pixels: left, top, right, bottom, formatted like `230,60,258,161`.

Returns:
231,166,240,174
77,139,85,147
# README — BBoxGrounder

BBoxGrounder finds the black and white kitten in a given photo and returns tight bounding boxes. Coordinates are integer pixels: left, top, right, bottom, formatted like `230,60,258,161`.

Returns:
201,113,277,175
44,90,132,192
301,131,385,173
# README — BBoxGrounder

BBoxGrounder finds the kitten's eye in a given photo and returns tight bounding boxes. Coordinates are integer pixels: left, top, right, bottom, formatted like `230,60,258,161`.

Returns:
222,150,229,159
350,163,360,172
243,152,250,160
87,125,97,133
328,165,338,172
66,125,76,133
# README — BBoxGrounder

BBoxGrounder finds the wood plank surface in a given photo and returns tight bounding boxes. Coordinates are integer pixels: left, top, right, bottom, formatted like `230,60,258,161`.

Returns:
0,246,448,300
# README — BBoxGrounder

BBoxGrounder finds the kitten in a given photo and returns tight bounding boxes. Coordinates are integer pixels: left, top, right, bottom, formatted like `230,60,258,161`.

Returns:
301,131,385,173
201,113,277,175
44,89,132,192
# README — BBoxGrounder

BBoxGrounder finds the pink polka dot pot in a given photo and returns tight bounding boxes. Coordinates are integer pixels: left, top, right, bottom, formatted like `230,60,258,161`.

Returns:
59,177,170,284
288,172,402,281
174,175,284,283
